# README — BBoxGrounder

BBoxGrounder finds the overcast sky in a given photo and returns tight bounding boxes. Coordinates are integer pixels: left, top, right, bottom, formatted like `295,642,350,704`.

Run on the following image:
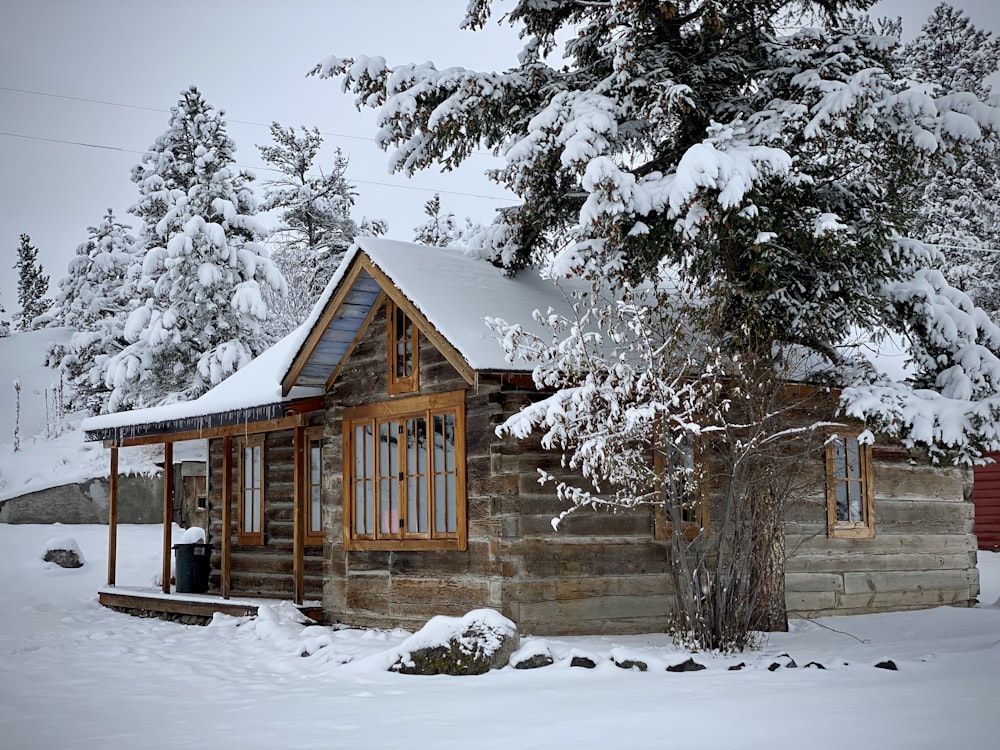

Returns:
1,0,999,318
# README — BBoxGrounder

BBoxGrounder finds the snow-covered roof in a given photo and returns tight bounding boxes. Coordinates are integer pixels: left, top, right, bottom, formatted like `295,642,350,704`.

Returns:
82,327,323,441
284,237,589,393
83,238,582,442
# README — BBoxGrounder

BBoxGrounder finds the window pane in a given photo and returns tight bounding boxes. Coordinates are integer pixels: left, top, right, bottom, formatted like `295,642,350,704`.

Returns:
244,447,253,489
846,438,861,480
435,474,446,532
310,485,322,533
848,478,863,523
835,482,848,522
445,414,456,472
406,417,428,534
244,489,254,532
446,474,457,532
310,443,322,533
252,489,262,532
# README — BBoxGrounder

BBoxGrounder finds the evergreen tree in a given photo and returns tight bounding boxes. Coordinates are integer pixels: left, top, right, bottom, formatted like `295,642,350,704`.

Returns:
413,194,457,246
904,3,1000,317
45,210,137,414
13,233,51,331
323,1,1000,648
105,86,284,410
258,123,373,330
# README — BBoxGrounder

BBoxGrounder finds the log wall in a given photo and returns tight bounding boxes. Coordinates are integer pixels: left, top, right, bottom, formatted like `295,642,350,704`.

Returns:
322,302,669,635
784,444,979,617
207,430,323,601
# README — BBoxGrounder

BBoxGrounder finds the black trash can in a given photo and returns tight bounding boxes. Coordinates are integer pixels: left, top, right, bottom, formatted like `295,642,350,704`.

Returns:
173,542,212,594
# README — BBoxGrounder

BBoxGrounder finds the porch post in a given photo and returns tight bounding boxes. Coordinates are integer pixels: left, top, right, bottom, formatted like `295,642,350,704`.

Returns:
293,425,305,605
161,441,173,594
221,435,232,599
107,446,119,586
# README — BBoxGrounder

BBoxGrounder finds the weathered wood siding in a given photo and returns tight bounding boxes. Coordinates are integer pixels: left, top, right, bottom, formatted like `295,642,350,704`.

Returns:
785,444,979,617
322,302,669,634
207,431,323,600
973,453,1000,549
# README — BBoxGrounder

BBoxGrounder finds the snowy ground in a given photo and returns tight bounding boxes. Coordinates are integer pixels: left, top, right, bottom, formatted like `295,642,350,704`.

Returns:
0,523,998,749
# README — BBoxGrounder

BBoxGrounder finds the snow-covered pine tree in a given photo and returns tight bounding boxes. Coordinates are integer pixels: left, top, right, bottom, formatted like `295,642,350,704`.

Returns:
13,233,51,331
0,294,10,338
903,3,1000,318
105,86,284,411
413,194,457,246
258,123,373,332
322,1,1000,649
45,209,137,414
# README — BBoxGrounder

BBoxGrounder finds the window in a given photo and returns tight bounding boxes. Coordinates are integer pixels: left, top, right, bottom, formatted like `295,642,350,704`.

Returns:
304,427,324,545
388,299,419,395
653,436,708,541
825,434,875,538
238,435,264,545
343,390,466,550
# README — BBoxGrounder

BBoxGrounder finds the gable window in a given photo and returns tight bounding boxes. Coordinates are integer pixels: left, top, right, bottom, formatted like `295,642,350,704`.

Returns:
388,299,419,395
305,427,324,545
343,390,466,550
653,435,709,541
825,434,875,538
238,435,265,545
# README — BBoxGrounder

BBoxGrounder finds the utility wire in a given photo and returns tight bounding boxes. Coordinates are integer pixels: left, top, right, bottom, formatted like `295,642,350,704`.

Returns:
0,129,512,202
0,85,497,157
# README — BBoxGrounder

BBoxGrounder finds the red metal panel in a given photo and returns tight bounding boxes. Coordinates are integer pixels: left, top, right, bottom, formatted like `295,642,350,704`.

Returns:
973,453,1000,549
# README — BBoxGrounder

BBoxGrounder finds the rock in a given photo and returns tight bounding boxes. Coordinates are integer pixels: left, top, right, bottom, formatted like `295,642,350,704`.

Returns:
727,662,746,671
874,660,898,671
666,657,706,673
570,655,597,669
42,537,84,568
767,653,797,671
804,661,826,670
614,658,648,672
511,641,554,670
390,609,519,676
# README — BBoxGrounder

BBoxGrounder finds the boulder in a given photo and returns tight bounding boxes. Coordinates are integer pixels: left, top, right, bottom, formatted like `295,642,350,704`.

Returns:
511,641,554,670
666,657,706,673
391,609,519,676
42,537,85,568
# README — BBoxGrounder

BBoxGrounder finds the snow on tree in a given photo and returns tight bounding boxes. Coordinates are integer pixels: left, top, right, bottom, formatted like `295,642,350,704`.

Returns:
903,3,1000,318
320,1,1000,649
105,86,285,411
44,210,137,414
412,193,483,247
257,123,379,333
13,233,51,331
0,293,9,338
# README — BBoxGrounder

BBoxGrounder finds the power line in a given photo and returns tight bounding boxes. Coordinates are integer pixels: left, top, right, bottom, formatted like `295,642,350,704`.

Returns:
0,129,512,202
0,85,498,157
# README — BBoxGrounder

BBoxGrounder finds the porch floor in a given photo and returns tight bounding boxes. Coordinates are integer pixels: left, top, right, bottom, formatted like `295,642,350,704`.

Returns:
98,586,324,624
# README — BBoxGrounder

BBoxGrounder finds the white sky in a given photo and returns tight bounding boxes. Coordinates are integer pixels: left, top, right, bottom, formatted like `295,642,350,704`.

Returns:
1,0,998,315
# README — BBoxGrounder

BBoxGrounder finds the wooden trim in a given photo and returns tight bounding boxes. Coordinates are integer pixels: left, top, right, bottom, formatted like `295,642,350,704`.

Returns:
342,389,467,552
107,447,119,586
109,413,313,448
304,426,325,546
221,436,232,599
161,442,174,594
360,257,476,385
387,298,420,395
293,425,305,605
236,434,266,546
282,257,372,395
825,434,876,539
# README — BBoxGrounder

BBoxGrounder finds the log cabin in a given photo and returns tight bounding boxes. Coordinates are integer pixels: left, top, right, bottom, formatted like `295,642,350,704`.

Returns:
83,238,981,634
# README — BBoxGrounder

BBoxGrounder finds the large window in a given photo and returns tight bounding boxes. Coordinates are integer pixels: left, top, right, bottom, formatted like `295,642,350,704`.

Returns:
343,390,466,550
387,299,419,395
825,434,875,538
653,436,708,541
304,427,324,545
238,435,264,545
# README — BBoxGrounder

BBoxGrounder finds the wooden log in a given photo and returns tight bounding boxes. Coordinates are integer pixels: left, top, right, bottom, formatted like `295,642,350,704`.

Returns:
161,441,173,594
107,446,118,586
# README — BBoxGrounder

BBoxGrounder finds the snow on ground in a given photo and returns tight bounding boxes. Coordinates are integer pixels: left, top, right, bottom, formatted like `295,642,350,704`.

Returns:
0,523,998,749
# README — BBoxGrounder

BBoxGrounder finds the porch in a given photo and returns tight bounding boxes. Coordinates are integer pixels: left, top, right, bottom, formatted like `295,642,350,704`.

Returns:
99,585,323,625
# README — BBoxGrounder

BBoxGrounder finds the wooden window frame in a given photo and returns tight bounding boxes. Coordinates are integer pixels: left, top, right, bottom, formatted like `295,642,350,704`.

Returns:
304,427,325,545
237,434,265,545
343,389,467,551
387,299,419,395
653,437,709,541
825,433,875,539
